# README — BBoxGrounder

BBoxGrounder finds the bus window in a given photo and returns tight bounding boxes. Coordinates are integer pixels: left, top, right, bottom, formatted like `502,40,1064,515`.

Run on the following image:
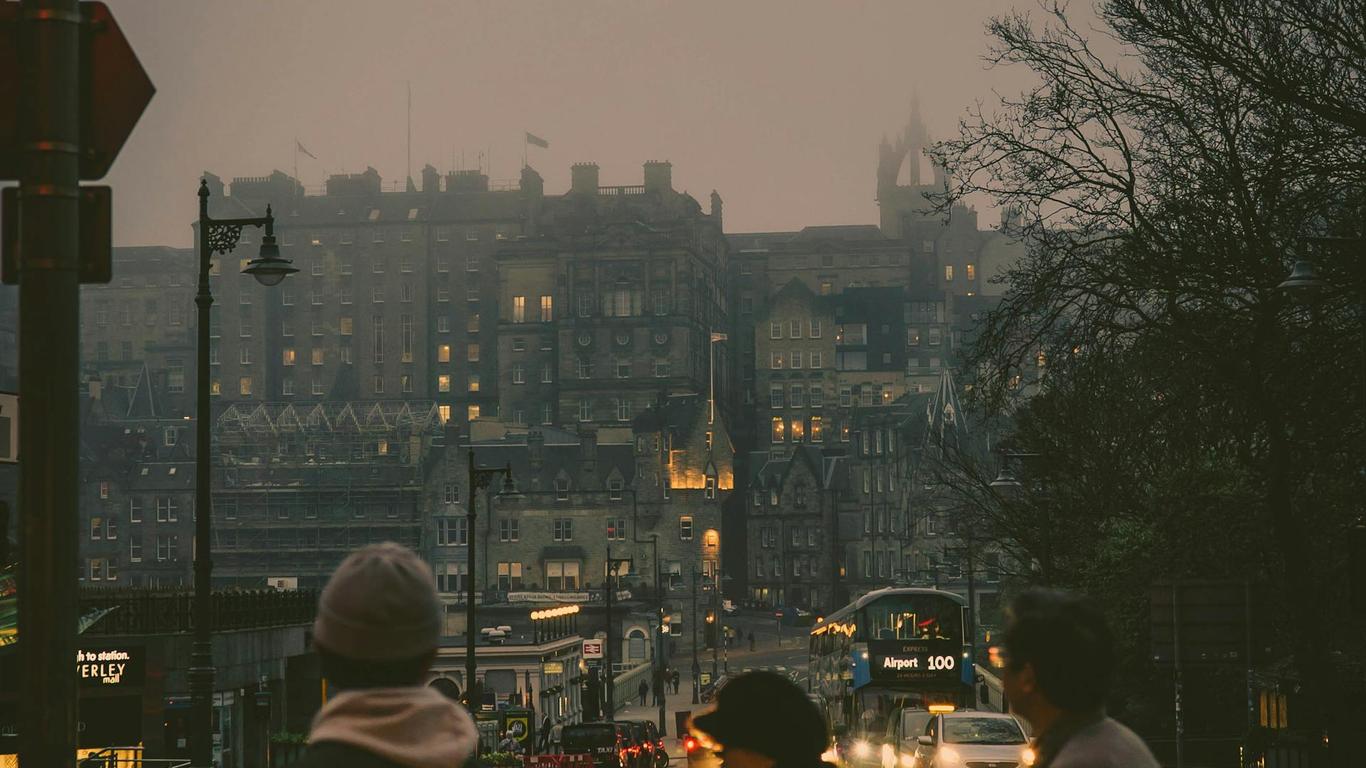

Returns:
862,595,964,644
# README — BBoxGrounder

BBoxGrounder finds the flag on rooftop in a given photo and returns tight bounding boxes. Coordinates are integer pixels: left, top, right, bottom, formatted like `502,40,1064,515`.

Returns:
525,132,549,149
710,332,729,343
296,140,317,160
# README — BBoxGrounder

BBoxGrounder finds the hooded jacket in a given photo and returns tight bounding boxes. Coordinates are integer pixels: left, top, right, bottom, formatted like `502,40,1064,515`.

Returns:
294,686,479,768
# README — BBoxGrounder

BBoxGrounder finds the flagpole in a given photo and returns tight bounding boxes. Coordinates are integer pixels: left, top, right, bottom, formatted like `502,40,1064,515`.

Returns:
293,137,298,185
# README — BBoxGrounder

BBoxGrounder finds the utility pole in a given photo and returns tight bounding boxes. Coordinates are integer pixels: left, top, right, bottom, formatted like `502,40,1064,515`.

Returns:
605,544,615,717
17,1,81,765
690,566,700,704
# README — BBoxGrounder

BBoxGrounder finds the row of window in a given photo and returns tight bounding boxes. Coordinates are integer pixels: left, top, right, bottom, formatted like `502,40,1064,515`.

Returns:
767,351,825,370
82,534,182,580
754,526,822,548
769,320,823,340
753,555,821,579
96,497,184,524
435,515,703,544
509,295,555,323
88,301,187,328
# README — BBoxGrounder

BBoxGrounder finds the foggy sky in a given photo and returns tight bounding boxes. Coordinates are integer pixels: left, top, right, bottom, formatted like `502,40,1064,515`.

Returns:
103,0,1046,247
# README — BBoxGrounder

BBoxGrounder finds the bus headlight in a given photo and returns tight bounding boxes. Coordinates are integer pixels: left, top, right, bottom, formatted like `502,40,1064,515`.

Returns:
852,740,872,759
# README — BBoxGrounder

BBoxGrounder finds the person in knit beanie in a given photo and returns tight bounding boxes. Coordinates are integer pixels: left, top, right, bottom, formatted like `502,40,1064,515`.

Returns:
294,542,478,768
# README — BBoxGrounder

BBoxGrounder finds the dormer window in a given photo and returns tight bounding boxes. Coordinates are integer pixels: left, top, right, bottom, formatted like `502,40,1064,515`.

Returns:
556,477,571,501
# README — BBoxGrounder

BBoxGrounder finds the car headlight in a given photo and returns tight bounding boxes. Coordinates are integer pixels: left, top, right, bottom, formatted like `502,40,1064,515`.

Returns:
881,743,896,767
1021,746,1037,767
852,740,872,759
899,753,916,768
936,747,962,766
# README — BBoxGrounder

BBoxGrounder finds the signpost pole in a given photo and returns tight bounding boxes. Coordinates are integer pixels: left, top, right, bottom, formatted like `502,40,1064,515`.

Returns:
17,1,82,765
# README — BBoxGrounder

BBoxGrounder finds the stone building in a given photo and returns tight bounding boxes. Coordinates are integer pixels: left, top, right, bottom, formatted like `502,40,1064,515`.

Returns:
199,166,536,429
743,445,848,610
79,246,198,418
78,386,197,588
493,161,732,432
423,390,733,625
208,400,443,587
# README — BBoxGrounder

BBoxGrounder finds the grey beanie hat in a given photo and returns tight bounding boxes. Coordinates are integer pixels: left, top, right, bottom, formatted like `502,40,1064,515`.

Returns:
313,542,442,661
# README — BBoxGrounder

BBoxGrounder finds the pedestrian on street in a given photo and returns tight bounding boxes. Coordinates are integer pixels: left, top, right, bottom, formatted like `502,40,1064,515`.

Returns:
671,668,680,694
538,716,552,754
692,671,828,768
293,542,478,768
748,631,756,651
639,679,649,706
1001,589,1159,768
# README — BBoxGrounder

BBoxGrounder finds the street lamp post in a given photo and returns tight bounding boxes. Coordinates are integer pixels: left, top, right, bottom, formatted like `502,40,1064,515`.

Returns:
191,180,297,768
690,567,701,704
466,450,514,712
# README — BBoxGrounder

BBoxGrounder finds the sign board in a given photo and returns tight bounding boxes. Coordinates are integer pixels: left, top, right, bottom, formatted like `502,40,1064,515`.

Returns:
504,709,532,746
582,640,603,660
2,186,113,285
267,576,298,590
0,2,156,180
543,661,564,675
77,646,143,688
858,639,965,687
0,392,14,463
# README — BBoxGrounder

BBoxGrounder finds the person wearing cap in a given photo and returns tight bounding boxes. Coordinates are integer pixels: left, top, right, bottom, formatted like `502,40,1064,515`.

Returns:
1001,589,1158,768
295,542,479,768
691,671,829,768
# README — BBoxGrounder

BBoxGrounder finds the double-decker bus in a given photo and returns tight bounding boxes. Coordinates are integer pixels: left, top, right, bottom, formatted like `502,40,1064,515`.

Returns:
808,588,973,753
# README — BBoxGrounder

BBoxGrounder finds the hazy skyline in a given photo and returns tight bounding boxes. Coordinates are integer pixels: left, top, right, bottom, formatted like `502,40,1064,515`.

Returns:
104,1,1045,247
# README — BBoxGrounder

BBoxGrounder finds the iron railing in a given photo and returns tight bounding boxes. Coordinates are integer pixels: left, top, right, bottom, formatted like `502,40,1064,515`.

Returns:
80,588,318,635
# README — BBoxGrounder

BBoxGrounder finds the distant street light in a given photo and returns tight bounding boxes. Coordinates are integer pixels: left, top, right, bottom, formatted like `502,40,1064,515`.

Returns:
465,451,515,712
191,180,296,768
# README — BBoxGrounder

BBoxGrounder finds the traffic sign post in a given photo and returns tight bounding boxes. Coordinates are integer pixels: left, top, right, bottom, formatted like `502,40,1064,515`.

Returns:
3,2,154,766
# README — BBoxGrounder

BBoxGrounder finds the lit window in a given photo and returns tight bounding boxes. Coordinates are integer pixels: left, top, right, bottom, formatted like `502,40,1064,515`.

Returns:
540,295,553,322
239,377,252,396
944,265,954,281
810,416,824,441
771,416,785,442
438,374,451,393
467,374,480,393
438,405,452,423
438,344,451,363
467,404,481,420
513,295,526,323
282,348,296,366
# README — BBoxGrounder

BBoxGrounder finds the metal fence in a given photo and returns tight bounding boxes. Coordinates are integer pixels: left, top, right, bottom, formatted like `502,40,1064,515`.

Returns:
80,587,319,635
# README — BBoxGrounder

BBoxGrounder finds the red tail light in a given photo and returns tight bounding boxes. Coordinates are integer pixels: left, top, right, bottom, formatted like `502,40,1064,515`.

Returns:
684,737,698,753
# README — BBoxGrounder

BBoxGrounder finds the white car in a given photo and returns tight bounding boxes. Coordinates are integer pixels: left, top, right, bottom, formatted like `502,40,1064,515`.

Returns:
911,712,1035,768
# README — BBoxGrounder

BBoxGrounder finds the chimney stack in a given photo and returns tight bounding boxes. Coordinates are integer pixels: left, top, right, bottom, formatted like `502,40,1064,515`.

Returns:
570,163,600,196
643,161,672,193
422,164,440,193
